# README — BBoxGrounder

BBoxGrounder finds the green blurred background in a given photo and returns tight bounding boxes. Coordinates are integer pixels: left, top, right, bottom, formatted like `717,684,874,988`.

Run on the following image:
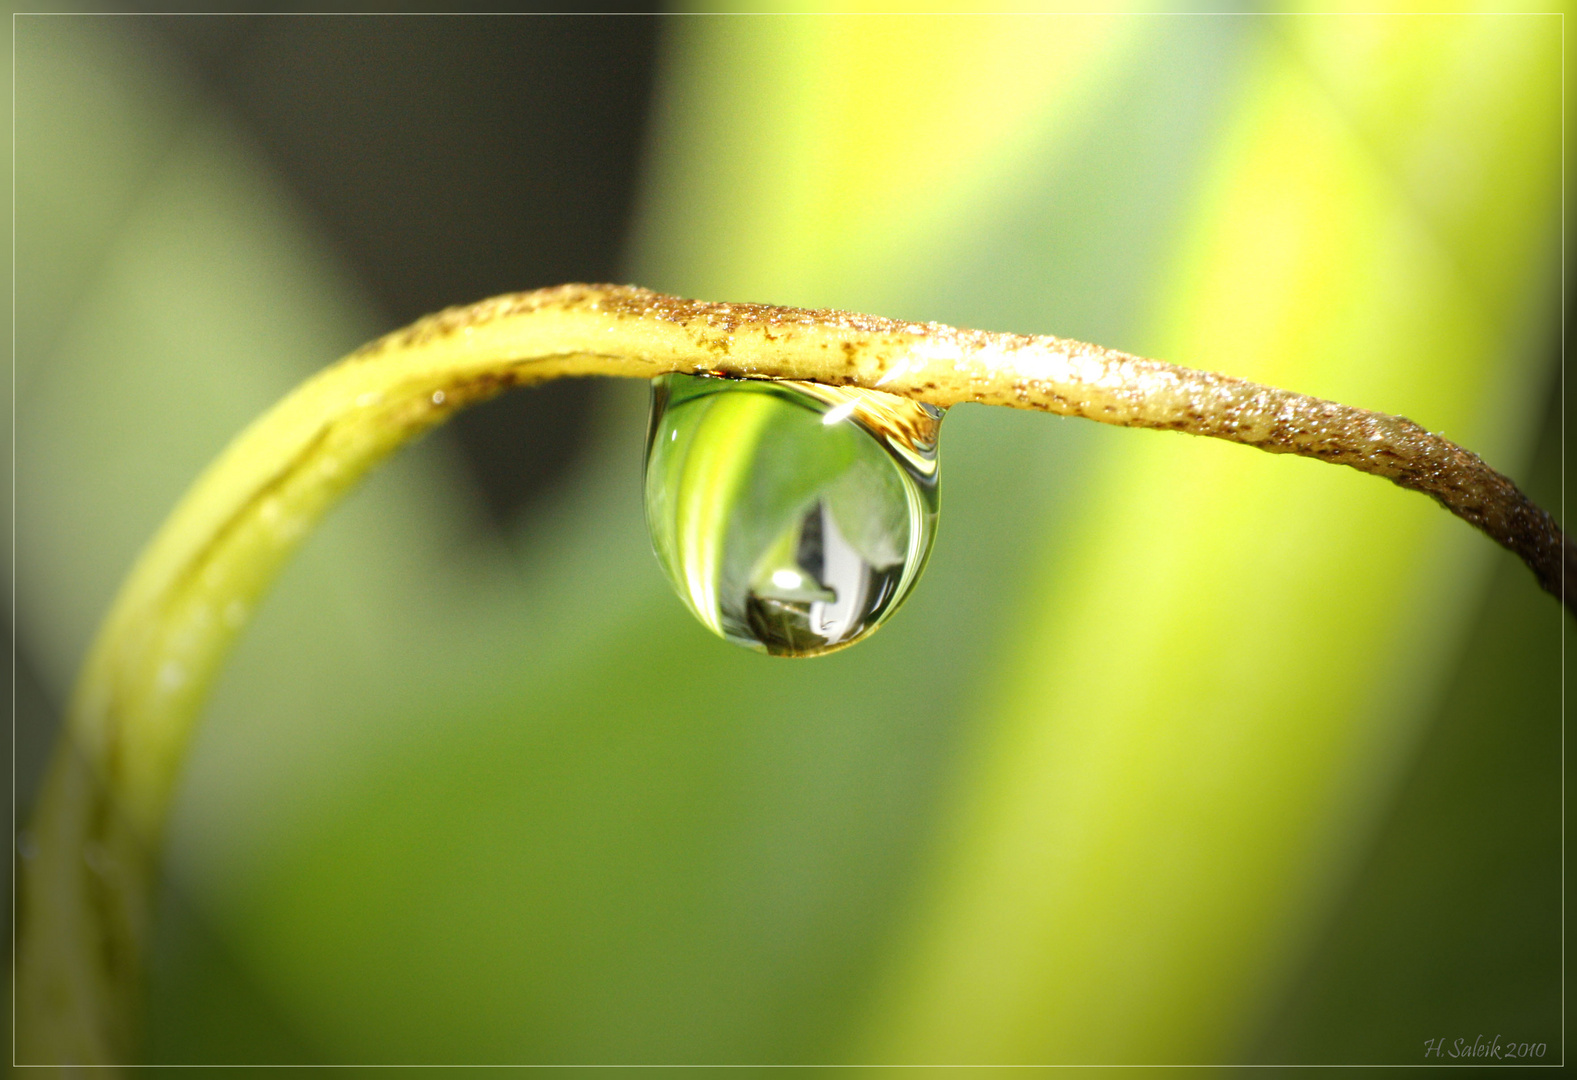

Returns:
8,11,1565,1067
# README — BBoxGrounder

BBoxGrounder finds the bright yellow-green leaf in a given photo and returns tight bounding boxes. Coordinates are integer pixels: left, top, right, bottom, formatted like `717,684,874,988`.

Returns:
857,15,1557,1064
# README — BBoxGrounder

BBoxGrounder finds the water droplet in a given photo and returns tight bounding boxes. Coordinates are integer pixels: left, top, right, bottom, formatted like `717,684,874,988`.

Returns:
644,373,943,657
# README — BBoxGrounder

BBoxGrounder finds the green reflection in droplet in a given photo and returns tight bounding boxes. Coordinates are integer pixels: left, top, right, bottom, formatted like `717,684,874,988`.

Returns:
644,373,943,657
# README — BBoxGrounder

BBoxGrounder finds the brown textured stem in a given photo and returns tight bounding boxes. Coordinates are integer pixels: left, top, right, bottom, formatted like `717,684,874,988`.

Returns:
393,285,1567,613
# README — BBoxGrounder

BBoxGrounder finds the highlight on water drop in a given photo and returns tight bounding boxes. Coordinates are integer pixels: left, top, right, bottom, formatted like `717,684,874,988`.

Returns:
644,373,943,657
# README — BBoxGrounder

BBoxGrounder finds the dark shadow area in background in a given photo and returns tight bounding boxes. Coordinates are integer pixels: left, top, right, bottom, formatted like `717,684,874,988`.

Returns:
11,9,664,817
140,12,662,530
10,14,664,806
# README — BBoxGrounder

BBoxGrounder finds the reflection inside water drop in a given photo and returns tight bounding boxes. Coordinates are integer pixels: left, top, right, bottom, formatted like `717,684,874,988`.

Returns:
644,373,943,657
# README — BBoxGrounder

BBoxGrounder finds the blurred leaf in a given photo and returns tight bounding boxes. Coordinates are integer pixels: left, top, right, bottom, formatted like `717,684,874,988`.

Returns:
630,13,1143,311
857,15,1558,1064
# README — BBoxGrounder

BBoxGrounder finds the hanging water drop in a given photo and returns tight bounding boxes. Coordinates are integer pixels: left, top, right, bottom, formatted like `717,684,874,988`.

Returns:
644,373,943,657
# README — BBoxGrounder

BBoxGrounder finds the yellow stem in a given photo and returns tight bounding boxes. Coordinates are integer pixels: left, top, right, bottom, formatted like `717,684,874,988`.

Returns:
16,283,1568,1067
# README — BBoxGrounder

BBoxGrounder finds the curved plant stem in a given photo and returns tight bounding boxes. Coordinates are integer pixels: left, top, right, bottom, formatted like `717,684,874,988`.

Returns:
17,283,1571,1067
